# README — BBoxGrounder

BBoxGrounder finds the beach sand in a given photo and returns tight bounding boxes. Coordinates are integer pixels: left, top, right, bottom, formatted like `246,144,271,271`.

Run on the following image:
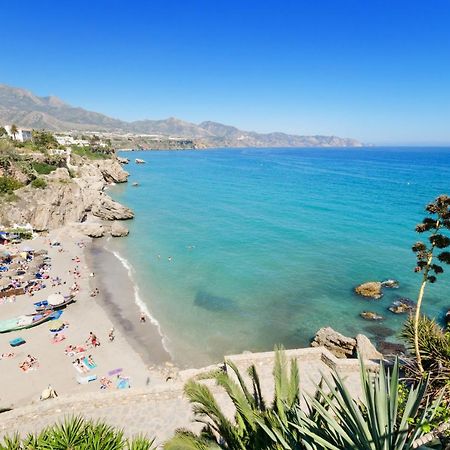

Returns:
0,227,173,409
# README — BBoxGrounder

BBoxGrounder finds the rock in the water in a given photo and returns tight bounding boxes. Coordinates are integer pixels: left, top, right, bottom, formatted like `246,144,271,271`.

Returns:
377,341,406,356
117,157,129,165
110,222,129,237
355,281,383,299
79,223,104,238
91,194,134,220
381,279,399,289
360,311,384,321
388,297,416,314
311,327,356,358
356,334,383,360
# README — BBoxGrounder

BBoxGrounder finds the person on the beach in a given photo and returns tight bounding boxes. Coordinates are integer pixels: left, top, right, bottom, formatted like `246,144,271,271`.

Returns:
108,328,115,342
140,312,146,323
91,333,100,347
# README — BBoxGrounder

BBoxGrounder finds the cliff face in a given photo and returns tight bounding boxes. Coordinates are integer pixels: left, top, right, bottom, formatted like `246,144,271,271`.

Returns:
0,159,133,231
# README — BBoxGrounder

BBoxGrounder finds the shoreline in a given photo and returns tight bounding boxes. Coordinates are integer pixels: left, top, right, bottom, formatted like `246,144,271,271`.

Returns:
86,239,172,366
0,227,174,409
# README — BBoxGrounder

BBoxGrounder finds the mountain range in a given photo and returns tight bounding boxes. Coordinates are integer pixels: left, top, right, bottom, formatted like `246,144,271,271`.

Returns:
0,84,362,147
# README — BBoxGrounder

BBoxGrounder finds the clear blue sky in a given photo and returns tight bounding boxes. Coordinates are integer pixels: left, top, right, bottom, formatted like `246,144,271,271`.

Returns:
1,0,450,145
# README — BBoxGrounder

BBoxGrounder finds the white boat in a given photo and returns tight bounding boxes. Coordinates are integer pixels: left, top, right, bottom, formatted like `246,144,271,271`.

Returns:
135,158,146,164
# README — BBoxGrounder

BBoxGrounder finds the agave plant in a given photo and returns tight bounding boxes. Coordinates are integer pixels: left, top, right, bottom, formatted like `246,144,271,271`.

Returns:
0,416,156,450
400,314,450,400
267,358,441,450
164,348,301,449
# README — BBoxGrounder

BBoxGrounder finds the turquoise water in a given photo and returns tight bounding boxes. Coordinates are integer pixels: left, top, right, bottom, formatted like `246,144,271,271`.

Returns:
108,148,450,367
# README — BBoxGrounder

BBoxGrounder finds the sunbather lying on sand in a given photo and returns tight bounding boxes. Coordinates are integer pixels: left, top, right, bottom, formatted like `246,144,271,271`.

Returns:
100,376,113,389
52,333,66,343
65,344,86,356
19,355,39,372
73,358,88,374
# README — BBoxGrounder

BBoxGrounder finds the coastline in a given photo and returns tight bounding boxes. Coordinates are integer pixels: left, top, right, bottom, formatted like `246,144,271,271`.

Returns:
86,239,172,366
0,227,173,409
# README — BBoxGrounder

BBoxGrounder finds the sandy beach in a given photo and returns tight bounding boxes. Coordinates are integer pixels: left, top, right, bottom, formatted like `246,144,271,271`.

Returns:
0,227,174,409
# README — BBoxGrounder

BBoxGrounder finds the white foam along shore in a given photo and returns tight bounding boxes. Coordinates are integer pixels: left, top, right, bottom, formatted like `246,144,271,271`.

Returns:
0,227,173,409
86,238,172,367
107,245,172,356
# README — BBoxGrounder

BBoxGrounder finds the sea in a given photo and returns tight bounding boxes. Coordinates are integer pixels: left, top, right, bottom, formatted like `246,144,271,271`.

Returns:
104,147,450,367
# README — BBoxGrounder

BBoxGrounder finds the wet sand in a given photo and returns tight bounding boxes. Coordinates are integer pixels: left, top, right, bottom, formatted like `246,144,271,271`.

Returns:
86,239,171,366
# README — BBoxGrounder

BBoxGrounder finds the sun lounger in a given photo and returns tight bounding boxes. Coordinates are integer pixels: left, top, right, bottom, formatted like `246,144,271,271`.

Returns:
108,368,123,376
117,377,130,389
77,374,97,384
82,356,97,370
73,362,87,374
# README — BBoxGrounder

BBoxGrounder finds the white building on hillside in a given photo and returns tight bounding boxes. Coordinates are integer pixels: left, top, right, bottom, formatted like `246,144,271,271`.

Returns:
3,125,32,142
55,135,75,146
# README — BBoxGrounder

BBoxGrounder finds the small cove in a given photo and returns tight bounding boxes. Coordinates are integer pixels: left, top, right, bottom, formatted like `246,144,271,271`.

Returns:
107,147,450,367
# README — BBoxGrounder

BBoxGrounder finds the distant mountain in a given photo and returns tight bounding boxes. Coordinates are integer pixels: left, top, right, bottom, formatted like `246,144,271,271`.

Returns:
0,84,362,147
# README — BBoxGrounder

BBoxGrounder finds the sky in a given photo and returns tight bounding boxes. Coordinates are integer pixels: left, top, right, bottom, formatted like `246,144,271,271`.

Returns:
1,0,450,145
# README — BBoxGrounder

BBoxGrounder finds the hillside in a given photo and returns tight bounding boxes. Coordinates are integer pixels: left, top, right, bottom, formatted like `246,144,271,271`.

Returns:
0,84,362,147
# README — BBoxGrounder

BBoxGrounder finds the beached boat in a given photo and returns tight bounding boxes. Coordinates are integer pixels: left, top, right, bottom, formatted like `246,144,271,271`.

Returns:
0,310,58,333
135,158,146,164
34,294,76,312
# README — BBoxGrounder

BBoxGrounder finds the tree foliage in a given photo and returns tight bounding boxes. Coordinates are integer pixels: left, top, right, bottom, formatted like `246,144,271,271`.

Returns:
412,194,450,373
401,315,450,400
32,130,59,149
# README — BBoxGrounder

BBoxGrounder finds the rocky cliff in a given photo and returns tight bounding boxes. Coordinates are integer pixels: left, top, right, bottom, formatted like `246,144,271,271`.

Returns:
0,158,133,234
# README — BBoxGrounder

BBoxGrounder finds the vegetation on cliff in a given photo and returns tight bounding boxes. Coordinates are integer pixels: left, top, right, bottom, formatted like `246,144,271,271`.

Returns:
410,195,450,373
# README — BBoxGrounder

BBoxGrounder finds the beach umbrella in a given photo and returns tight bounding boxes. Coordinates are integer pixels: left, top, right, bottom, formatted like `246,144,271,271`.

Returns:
48,293,65,306
21,246,33,252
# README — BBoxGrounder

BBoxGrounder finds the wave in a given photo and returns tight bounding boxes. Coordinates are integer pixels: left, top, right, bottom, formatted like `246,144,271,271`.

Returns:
109,248,172,355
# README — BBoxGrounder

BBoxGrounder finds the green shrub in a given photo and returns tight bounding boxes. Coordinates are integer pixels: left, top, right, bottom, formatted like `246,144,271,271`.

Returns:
0,416,156,450
32,130,59,150
31,177,47,189
32,162,57,175
0,176,23,194
72,145,111,160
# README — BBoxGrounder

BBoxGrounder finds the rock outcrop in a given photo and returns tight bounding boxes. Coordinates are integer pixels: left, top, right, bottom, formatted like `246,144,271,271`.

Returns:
95,160,129,183
110,222,129,237
78,222,105,238
356,334,383,361
381,279,399,289
91,194,134,220
354,281,383,299
388,298,416,314
311,327,356,358
360,311,384,321
0,158,133,233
